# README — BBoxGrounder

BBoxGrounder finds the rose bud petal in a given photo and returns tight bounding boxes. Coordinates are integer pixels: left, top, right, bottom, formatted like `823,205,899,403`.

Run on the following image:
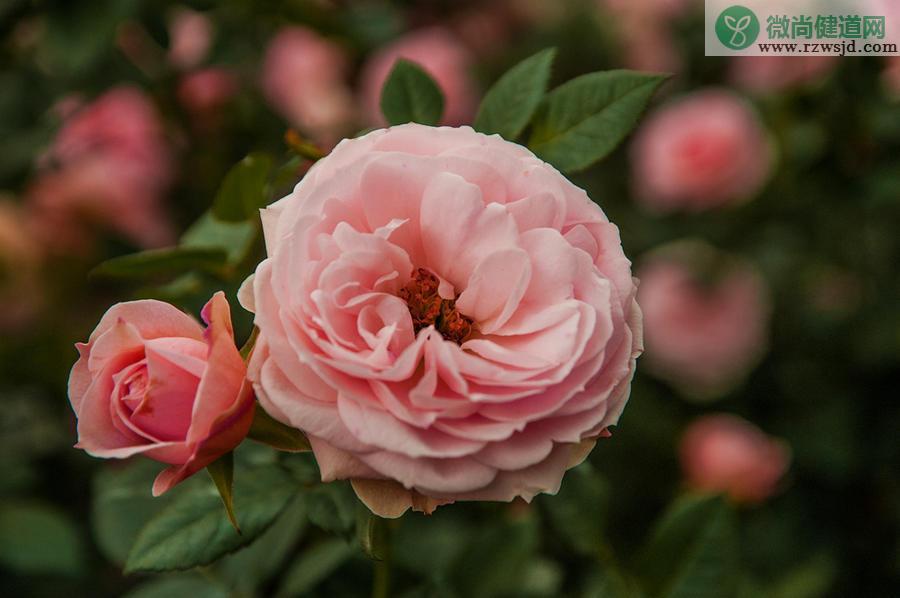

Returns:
68,292,254,496
630,89,774,212
244,124,643,517
680,414,790,503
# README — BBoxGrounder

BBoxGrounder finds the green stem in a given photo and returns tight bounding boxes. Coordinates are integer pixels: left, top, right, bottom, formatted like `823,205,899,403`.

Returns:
371,519,392,598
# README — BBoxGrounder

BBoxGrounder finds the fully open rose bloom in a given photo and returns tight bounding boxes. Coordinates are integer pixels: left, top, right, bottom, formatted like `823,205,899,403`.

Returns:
631,90,773,212
68,292,254,495
680,414,790,503
637,241,770,399
242,124,642,517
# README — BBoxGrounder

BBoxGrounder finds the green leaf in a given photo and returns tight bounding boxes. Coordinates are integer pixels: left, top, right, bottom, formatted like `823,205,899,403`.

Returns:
306,482,358,535
91,460,172,565
212,152,274,222
123,574,229,598
452,514,539,598
90,247,228,280
380,59,445,126
247,406,311,452
539,462,610,555
474,48,556,140
0,502,85,576
277,538,354,597
635,494,739,598
181,212,258,265
125,465,296,573
769,552,837,598
528,70,668,172
207,453,239,532
217,496,308,594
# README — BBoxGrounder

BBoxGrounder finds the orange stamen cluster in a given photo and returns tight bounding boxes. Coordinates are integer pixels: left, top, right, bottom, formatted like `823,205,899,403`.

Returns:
398,268,475,344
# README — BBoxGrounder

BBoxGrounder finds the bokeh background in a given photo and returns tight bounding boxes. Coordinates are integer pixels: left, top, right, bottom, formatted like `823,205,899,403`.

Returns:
1,0,898,596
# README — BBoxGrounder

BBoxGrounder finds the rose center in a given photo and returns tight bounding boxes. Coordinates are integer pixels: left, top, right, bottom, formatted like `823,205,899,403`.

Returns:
398,268,475,345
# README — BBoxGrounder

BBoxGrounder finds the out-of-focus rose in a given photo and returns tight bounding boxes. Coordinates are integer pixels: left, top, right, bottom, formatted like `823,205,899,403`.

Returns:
68,293,254,496
261,26,355,145
360,27,478,127
27,158,173,251
730,56,837,94
177,67,239,116
0,199,42,331
242,124,642,517
598,0,693,72
637,241,770,399
680,414,790,503
167,6,213,71
631,90,773,212
27,86,174,251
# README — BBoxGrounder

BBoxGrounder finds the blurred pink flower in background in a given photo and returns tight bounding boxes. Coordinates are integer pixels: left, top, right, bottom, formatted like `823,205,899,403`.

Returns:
262,26,355,145
27,86,174,251
177,67,239,116
167,6,213,71
730,56,837,94
680,414,790,503
0,199,42,331
598,0,693,72
631,90,773,212
360,27,478,126
637,241,771,399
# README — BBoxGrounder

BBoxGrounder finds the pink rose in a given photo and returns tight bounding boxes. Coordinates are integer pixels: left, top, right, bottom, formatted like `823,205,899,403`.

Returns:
242,124,642,517
167,7,213,71
730,56,837,94
631,90,773,212
360,27,478,127
27,158,173,251
598,0,693,72
637,242,770,398
261,27,355,145
680,414,790,503
48,86,172,187
177,67,239,115
68,292,254,496
28,86,174,251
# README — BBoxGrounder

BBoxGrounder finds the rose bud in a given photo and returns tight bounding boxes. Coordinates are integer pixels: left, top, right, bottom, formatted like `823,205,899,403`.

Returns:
680,414,790,503
68,292,254,495
167,6,213,71
637,241,771,399
360,27,478,127
240,124,642,517
630,89,774,212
